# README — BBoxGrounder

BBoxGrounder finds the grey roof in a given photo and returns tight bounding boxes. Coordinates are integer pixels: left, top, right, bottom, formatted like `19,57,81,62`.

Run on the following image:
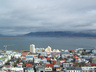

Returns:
66,67,82,70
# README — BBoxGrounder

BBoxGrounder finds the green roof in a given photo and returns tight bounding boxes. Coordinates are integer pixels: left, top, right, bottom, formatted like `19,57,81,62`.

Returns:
93,58,96,61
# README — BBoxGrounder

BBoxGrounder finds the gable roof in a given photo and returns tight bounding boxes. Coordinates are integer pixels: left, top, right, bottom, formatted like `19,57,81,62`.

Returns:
46,64,53,67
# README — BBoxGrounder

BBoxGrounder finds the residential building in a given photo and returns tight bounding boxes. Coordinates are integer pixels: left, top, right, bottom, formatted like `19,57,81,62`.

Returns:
65,67,82,72
30,44,36,53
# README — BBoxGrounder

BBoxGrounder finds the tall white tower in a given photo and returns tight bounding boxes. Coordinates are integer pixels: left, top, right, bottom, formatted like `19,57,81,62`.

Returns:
30,44,36,53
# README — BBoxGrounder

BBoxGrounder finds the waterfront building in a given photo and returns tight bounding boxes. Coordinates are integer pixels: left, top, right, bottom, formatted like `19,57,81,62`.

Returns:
45,46,52,52
35,48,44,52
30,44,36,53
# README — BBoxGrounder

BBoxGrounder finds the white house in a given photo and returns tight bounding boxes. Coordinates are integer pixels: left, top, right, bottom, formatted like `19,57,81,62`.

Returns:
63,63,73,68
65,67,82,72
81,67,96,72
45,67,53,72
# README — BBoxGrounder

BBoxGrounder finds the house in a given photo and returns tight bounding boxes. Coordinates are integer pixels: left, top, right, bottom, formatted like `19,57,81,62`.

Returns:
45,64,53,72
0,60,3,67
26,64,32,67
51,52,61,58
63,63,73,68
81,55,95,59
0,54,4,58
26,55,33,61
28,53,38,57
45,67,53,72
90,63,96,66
41,58,47,63
61,52,73,58
14,52,21,58
52,61,61,65
69,50,75,53
56,67,61,72
35,65,45,72
65,67,82,72
6,50,13,54
21,52,29,57
92,58,96,64
82,67,96,72
2,65,12,71
17,63,23,68
84,49,92,54
46,64,53,67
38,52,47,56
66,58,74,62
75,48,84,53
24,67,34,72
10,67,24,72
34,58,41,63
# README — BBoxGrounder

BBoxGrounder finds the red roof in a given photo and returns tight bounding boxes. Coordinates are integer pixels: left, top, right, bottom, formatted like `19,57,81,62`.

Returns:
56,67,61,69
62,60,66,61
53,61,61,64
75,57,79,59
46,64,53,67
23,58,26,60
40,55,43,57
3,65,11,68
19,60,22,62
28,53,38,55
18,64,22,65
84,64,89,66
22,52,29,56
73,55,78,58
47,54,50,56
90,63,96,66
71,50,75,52
46,57,50,59
26,64,32,67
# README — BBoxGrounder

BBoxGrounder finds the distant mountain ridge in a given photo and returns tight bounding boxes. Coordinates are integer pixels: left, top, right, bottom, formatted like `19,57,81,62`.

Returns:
0,34,5,37
24,31,96,37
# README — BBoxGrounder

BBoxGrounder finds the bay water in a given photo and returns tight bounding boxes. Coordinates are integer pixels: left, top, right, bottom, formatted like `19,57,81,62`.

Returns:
0,37,96,50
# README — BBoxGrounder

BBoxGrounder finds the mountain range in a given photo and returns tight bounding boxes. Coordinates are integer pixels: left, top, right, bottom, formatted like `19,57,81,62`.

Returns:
23,31,96,37
0,31,96,37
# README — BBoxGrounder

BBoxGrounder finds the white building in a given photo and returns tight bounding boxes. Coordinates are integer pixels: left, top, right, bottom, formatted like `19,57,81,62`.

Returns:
35,48,44,52
63,63,73,68
81,67,96,72
65,67,82,72
45,46,52,52
30,44,36,53
45,67,53,72
26,55,33,61
52,49,60,52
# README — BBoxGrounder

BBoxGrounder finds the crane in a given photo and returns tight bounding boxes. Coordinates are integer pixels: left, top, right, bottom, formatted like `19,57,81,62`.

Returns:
4,44,15,51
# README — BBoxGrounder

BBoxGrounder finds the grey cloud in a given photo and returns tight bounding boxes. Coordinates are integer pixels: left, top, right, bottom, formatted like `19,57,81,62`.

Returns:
0,0,96,35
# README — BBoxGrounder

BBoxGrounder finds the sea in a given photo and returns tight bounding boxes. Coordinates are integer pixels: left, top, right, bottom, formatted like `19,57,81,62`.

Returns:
0,37,96,50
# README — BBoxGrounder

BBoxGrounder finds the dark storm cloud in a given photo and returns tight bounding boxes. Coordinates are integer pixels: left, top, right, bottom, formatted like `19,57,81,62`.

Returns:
0,0,96,35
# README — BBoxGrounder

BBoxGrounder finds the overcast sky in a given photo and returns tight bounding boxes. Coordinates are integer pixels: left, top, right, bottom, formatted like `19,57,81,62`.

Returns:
0,0,96,35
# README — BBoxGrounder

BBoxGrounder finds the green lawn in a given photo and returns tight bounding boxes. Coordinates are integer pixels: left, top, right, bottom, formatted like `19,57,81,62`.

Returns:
0,56,7,60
